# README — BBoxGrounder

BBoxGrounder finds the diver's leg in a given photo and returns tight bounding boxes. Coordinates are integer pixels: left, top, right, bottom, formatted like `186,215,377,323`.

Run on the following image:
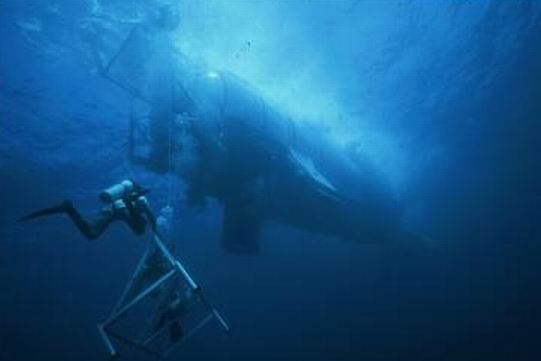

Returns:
64,204,114,240
20,200,113,240
169,321,183,343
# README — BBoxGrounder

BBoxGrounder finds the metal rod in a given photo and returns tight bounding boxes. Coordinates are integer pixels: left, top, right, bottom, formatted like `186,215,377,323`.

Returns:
162,314,214,358
152,234,199,290
104,27,137,74
152,234,177,267
104,269,176,327
98,210,230,359
112,246,150,314
102,73,150,104
140,323,167,348
175,260,198,290
211,307,231,333
196,289,230,333
98,324,118,358
157,232,230,334
106,328,167,360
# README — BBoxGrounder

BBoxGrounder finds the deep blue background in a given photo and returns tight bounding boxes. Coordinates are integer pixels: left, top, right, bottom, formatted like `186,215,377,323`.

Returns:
1,1,540,360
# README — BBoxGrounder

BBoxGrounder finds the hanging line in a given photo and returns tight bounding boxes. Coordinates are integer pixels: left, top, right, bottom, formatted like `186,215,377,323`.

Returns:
166,80,175,207
125,98,136,181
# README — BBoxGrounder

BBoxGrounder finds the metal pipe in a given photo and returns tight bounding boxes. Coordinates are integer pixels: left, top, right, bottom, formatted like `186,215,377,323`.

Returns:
103,269,176,327
97,324,118,359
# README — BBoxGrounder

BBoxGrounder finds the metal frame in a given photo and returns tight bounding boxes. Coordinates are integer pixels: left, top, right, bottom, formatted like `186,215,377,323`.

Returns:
91,26,151,105
89,24,230,358
98,233,229,359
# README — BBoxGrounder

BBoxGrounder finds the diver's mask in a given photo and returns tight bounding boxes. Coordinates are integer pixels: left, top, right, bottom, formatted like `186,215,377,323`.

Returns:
99,180,150,203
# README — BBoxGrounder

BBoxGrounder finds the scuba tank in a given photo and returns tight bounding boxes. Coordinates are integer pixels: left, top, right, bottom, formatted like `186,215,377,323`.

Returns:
99,180,135,203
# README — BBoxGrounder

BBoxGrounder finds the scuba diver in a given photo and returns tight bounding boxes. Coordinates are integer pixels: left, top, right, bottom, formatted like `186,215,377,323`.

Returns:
19,180,156,240
153,288,195,344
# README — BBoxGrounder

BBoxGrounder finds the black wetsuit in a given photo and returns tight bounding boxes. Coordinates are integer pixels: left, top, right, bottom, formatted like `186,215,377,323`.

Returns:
154,297,187,343
20,195,156,240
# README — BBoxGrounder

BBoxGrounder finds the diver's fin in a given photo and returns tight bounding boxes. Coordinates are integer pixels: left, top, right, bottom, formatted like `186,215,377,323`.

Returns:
221,201,261,255
19,200,72,222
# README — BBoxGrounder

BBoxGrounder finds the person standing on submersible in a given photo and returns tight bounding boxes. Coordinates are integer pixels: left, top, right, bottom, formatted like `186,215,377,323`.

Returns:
19,180,156,239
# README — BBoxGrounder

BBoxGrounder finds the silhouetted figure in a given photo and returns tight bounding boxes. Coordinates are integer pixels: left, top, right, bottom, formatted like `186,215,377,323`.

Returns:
19,180,156,240
153,291,193,343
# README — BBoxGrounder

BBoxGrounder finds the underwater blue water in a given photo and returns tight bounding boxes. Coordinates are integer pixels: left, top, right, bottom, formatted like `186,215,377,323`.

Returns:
1,1,540,360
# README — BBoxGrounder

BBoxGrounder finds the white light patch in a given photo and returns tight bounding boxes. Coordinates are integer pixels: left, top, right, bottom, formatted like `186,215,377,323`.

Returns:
290,148,337,192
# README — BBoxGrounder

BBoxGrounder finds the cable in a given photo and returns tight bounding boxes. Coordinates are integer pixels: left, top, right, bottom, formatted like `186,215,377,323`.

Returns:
125,99,136,181
166,82,175,207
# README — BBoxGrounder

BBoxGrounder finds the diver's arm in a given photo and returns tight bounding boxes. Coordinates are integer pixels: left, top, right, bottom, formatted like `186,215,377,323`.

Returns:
138,200,178,254
132,196,159,235
144,206,158,235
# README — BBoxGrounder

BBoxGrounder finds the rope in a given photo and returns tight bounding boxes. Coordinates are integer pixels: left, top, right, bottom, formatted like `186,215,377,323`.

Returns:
166,83,175,207
126,99,136,181
167,117,173,206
